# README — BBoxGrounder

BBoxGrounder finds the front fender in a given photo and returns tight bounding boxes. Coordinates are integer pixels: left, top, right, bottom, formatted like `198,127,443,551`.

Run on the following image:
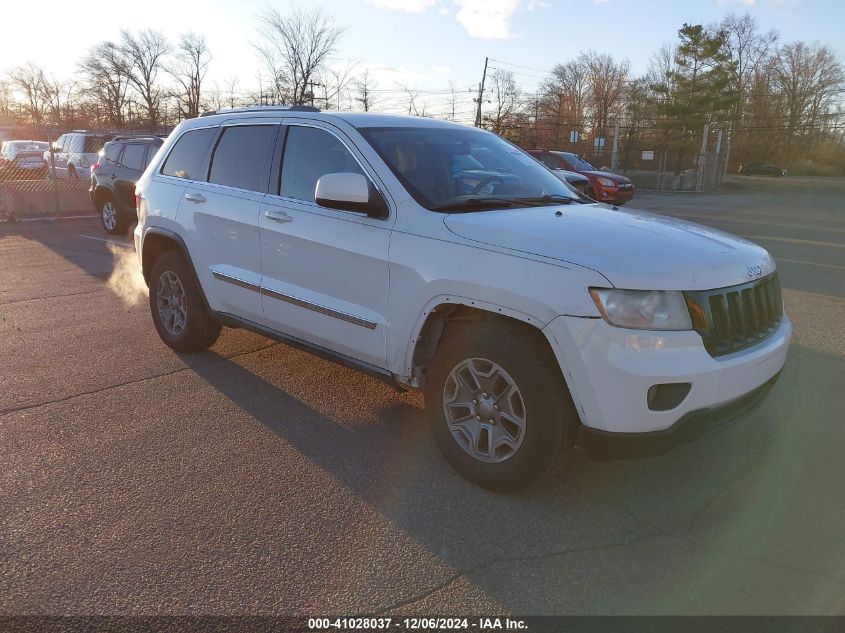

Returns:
387,230,607,378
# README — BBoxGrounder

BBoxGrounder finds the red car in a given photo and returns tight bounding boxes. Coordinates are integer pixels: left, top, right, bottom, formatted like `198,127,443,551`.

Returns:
528,149,635,205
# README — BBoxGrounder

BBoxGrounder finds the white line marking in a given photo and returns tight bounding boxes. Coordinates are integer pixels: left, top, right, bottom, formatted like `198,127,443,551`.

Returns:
745,235,845,249
665,212,845,234
79,234,132,248
17,214,99,222
776,257,845,271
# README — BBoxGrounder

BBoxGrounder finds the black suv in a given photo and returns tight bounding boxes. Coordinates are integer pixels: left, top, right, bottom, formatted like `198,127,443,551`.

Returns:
90,136,163,234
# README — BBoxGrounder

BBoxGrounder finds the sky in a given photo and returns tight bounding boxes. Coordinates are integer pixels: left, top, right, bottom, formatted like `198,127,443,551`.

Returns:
2,0,843,121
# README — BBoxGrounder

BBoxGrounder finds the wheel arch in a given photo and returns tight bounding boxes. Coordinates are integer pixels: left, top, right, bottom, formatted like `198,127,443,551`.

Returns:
405,298,587,427
407,297,548,381
140,228,210,310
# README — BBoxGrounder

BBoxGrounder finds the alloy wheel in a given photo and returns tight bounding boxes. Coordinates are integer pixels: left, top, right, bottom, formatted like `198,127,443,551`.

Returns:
156,271,188,336
442,357,527,463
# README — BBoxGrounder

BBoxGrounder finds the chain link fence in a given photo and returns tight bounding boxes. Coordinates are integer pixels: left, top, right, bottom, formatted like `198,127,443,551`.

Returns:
0,127,164,222
546,124,732,193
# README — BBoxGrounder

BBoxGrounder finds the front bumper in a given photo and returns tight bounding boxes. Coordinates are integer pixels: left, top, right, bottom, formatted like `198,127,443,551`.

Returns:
543,313,791,434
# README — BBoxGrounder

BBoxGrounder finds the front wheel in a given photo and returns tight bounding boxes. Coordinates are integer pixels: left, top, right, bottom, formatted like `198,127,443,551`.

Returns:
149,250,221,352
424,320,577,491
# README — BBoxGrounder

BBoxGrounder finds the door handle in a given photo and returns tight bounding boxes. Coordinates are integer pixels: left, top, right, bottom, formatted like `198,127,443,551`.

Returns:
265,210,292,223
185,193,206,203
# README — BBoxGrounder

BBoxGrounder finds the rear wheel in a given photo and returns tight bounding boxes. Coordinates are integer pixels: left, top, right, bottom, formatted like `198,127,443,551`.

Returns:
424,319,577,491
149,250,221,352
68,165,78,180
99,194,127,235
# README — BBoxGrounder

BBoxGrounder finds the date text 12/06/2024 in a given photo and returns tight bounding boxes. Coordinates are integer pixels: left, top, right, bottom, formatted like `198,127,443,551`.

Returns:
307,617,528,631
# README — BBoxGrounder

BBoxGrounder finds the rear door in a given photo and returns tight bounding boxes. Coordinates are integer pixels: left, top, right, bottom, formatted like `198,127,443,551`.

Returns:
179,122,278,324
258,121,393,368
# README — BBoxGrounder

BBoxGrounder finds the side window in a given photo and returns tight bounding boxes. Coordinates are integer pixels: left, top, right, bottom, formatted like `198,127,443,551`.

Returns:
69,135,83,153
280,126,365,203
104,143,123,165
161,127,217,180
144,144,160,169
539,154,559,169
120,144,146,171
54,135,66,152
208,125,276,192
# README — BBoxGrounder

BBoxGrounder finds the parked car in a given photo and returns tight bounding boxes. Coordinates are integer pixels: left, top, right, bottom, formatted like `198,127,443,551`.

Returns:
0,140,49,180
90,137,163,234
739,162,787,177
134,107,790,491
528,149,634,205
549,168,591,197
45,132,114,180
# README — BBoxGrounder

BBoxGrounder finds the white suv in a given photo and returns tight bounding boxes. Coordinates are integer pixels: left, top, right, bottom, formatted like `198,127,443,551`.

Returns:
134,106,791,491
45,132,113,179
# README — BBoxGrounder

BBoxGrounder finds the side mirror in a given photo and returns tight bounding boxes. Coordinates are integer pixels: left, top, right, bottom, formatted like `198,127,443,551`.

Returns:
315,172,388,219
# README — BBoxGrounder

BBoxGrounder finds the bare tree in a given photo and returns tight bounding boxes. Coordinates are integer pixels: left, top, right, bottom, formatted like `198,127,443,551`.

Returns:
7,63,51,125
400,85,419,116
717,14,778,128
168,33,211,119
353,67,377,112
0,80,12,119
445,80,459,121
79,41,129,128
255,5,345,106
540,58,589,146
582,51,630,143
774,41,844,161
118,29,171,130
317,63,356,110
485,69,521,134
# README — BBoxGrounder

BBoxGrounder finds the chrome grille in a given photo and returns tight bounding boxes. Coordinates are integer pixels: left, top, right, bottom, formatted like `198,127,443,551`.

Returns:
684,273,783,357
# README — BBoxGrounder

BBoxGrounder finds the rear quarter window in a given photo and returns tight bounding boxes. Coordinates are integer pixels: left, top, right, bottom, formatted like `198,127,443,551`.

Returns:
120,144,147,171
103,143,123,164
160,128,217,181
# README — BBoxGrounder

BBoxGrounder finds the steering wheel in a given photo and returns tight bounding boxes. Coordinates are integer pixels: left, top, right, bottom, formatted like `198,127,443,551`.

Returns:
470,175,505,194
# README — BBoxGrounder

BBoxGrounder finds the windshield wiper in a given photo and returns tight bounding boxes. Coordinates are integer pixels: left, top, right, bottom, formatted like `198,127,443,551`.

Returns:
429,198,523,212
512,194,577,206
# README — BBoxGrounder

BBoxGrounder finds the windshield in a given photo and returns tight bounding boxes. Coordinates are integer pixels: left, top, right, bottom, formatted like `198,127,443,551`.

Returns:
359,126,583,211
555,152,595,171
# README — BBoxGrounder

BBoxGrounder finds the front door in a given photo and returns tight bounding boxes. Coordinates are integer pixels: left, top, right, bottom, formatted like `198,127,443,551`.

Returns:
258,122,393,369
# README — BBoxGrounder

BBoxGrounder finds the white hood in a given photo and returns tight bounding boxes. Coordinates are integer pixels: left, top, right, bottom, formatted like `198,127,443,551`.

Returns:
444,203,776,291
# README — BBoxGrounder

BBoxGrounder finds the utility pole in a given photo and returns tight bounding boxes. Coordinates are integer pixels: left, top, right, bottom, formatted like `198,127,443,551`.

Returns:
474,57,488,128
610,122,620,172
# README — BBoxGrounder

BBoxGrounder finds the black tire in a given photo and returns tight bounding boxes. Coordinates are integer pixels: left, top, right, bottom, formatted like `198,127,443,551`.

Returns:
98,193,128,235
68,165,78,180
424,319,577,492
149,250,221,352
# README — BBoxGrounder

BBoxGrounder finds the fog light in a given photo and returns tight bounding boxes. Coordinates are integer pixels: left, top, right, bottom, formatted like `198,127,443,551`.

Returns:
647,383,691,411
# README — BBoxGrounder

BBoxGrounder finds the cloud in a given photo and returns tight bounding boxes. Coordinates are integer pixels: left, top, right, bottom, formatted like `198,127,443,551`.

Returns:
366,0,438,11
454,0,520,39
431,64,452,75
526,0,551,8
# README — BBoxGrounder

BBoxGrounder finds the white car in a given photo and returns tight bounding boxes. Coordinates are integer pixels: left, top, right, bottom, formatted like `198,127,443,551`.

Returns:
134,107,791,491
44,131,113,179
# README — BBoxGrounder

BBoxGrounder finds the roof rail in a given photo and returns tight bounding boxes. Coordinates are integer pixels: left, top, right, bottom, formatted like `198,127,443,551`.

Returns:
110,135,163,142
199,105,321,117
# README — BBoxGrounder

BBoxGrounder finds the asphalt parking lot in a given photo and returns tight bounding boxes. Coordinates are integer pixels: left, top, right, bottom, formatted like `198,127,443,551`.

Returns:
2,176,844,615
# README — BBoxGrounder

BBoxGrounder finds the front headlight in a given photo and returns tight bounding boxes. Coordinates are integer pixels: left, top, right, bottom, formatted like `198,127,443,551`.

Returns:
596,176,616,187
589,288,692,331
